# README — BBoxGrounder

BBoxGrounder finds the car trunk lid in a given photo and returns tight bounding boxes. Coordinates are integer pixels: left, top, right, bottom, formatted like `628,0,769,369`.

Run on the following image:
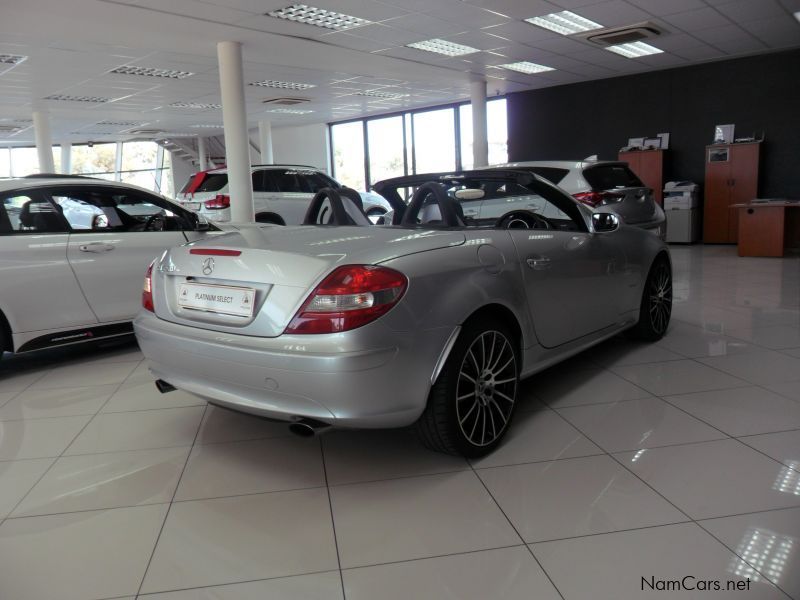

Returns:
152,225,465,337
583,163,657,225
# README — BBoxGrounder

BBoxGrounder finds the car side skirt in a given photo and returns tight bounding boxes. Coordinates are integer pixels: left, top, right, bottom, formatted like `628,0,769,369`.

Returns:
15,322,134,353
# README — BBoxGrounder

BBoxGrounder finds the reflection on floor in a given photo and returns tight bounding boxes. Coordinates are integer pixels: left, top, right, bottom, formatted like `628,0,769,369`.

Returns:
0,245,798,600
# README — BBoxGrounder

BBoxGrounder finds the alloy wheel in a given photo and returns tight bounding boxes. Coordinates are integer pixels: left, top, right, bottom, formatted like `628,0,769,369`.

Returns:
649,262,672,335
455,330,517,447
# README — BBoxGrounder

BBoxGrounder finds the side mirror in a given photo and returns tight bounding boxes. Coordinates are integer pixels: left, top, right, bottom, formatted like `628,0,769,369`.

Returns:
91,214,109,230
592,212,620,233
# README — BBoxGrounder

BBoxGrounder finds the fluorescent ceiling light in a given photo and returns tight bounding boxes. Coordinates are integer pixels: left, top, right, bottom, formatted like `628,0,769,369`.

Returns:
606,41,663,58
267,4,371,31
249,79,316,90
96,120,142,127
190,124,224,128
499,61,555,74
525,10,602,35
355,90,409,99
45,94,109,103
406,38,479,57
169,101,221,109
794,11,800,23
0,54,27,65
110,66,194,79
268,108,314,114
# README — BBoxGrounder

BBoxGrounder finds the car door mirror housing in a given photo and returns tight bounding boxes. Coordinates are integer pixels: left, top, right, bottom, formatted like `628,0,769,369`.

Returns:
592,212,619,233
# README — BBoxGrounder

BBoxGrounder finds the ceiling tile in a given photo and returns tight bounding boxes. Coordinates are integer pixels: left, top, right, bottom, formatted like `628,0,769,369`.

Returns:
714,0,788,22
338,23,422,45
422,1,510,28
670,44,728,60
625,0,708,16
739,16,800,48
575,1,654,27
463,0,561,20
528,36,594,54
663,8,735,32
321,32,394,52
481,21,560,44
380,13,469,37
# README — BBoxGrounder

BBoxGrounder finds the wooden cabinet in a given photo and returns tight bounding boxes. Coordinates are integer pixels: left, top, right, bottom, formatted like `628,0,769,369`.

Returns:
618,149,665,206
703,142,761,243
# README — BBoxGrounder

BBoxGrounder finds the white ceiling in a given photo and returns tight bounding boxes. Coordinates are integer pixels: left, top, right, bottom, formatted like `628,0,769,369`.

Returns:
1,0,798,145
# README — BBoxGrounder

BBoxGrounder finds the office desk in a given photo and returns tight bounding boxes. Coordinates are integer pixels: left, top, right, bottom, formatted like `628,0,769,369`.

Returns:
732,202,800,257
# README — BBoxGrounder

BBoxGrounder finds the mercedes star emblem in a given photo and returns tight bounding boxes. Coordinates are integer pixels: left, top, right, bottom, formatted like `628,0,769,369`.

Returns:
202,257,215,276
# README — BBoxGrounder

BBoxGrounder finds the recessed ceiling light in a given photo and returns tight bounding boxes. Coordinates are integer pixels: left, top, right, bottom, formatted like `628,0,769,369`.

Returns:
0,54,27,65
44,94,109,103
355,90,409,99
525,10,602,35
189,124,224,128
267,108,314,114
606,41,663,58
110,66,194,79
169,101,222,109
248,79,316,90
267,4,371,31
406,38,480,57
96,120,143,127
498,61,555,74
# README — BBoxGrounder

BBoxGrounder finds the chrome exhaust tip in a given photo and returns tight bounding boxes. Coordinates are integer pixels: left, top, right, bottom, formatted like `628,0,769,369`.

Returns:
288,418,330,437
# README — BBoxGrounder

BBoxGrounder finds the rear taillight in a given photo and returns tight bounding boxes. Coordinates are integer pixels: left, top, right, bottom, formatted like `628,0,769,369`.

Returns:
573,191,623,207
204,194,230,209
142,261,155,312
286,265,407,334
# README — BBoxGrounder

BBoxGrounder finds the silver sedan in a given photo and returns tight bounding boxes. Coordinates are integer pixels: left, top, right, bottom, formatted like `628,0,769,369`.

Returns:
135,169,672,457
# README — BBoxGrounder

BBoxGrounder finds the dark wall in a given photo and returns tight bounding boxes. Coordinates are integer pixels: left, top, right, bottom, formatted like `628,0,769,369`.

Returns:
507,49,800,197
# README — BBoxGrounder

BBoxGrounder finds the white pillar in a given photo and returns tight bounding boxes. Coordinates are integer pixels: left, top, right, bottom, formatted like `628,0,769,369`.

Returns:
32,111,55,173
470,80,489,168
258,120,273,164
217,40,254,222
60,143,71,174
197,136,209,171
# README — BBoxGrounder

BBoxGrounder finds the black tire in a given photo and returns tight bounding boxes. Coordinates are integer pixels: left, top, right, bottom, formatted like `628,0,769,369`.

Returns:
628,256,672,341
414,318,519,457
255,213,284,225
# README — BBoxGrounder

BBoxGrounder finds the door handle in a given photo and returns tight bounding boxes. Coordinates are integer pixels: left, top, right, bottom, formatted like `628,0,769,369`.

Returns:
526,256,551,270
79,242,115,253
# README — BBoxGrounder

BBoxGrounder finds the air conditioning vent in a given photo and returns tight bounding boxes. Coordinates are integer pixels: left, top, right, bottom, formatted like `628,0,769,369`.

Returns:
127,128,163,135
261,97,311,106
579,21,666,46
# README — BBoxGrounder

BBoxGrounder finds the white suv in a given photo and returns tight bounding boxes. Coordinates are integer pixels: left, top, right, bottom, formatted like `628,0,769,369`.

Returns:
177,164,391,224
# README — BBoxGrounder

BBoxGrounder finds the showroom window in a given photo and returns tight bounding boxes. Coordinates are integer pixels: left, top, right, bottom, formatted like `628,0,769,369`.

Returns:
0,141,172,194
330,98,507,191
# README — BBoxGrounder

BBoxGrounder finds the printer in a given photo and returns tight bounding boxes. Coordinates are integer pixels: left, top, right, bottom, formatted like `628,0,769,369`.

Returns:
663,181,700,243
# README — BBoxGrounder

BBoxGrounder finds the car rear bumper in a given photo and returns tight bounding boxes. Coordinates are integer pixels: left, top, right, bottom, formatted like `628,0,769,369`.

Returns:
133,311,452,428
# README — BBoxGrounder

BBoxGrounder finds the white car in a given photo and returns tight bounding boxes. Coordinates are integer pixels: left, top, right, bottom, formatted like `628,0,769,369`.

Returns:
0,175,227,355
177,164,392,224
495,159,666,238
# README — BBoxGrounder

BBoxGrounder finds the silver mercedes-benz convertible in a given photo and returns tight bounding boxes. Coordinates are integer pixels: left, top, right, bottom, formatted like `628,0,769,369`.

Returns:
134,169,672,457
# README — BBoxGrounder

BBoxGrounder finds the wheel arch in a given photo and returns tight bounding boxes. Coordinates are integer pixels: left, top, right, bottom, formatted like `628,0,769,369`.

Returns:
0,307,13,353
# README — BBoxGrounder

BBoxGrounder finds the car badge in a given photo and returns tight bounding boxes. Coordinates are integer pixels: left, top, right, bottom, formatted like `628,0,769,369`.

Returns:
202,257,215,276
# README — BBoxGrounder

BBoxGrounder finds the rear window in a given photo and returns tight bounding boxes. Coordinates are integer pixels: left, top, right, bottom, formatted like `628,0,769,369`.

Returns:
194,173,228,193
527,167,569,185
584,165,643,190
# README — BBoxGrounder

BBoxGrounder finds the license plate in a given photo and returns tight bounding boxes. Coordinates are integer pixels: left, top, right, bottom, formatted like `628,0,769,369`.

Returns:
178,283,255,317
184,202,201,210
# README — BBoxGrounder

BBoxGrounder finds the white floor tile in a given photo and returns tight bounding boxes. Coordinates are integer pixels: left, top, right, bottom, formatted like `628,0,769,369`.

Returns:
782,348,800,359
618,439,800,519
532,523,787,600
0,385,117,421
728,325,800,350
101,377,205,413
330,471,520,568
0,370,49,393
656,322,761,358
141,488,338,593
195,405,292,444
0,504,169,600
142,572,344,600
700,508,800,598
612,359,748,396
585,338,686,367
763,380,800,402
64,406,205,455
470,409,603,469
175,436,325,501
321,428,468,486
0,458,53,518
557,397,724,452
0,416,91,460
12,446,189,517
0,391,15,409
533,367,652,408
29,361,138,389
738,430,800,470
666,386,800,437
479,455,686,542
343,546,560,600
699,350,800,385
